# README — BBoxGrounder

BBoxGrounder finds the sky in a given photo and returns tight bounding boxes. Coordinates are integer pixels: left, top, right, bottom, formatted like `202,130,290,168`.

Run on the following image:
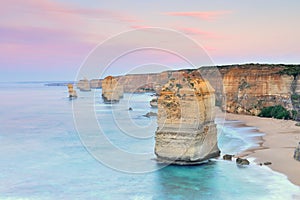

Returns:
1,0,300,81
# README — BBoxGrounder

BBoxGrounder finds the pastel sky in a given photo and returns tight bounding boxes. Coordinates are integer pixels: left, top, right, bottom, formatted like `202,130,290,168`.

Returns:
1,0,300,81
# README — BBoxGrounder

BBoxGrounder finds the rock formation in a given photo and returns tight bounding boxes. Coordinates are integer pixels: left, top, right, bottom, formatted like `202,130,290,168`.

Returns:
223,154,234,161
90,79,101,89
236,157,250,165
143,112,157,118
77,78,91,91
155,77,220,165
101,76,123,103
221,65,295,115
80,64,300,117
150,98,158,108
294,142,300,161
67,84,77,98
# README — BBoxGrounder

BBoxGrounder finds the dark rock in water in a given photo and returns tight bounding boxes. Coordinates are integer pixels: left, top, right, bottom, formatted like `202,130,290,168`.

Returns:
264,162,272,165
294,142,300,161
236,158,250,165
223,154,234,161
129,107,133,111
259,163,263,166
143,112,157,118
102,96,119,104
150,98,158,108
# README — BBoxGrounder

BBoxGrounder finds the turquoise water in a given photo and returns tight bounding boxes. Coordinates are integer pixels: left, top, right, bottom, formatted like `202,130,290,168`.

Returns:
0,82,299,200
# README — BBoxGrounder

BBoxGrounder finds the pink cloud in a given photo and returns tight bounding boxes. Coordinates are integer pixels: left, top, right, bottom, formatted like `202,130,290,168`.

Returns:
178,27,218,38
0,0,142,70
130,25,153,29
0,0,140,35
164,11,232,20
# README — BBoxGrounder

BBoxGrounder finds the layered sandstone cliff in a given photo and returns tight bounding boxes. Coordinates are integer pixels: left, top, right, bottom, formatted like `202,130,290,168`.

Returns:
221,65,295,115
82,64,300,118
155,77,220,165
101,76,123,103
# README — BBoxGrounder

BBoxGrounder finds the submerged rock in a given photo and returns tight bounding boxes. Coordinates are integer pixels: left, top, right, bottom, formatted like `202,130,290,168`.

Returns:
155,77,220,165
143,112,157,118
101,76,123,103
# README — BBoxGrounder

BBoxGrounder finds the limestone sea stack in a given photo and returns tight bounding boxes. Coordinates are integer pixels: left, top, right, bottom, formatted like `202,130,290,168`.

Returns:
101,76,123,103
67,84,77,98
155,77,220,165
77,78,91,91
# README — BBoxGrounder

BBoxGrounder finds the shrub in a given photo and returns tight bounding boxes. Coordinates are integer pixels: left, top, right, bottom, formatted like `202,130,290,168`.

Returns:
176,83,183,89
292,94,300,101
258,105,291,120
291,110,298,120
278,66,300,77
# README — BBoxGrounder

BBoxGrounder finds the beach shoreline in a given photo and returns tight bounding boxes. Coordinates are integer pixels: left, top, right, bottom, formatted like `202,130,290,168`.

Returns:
217,108,300,187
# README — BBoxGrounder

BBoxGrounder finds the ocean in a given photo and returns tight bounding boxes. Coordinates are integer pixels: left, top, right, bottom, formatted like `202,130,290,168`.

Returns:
0,82,299,200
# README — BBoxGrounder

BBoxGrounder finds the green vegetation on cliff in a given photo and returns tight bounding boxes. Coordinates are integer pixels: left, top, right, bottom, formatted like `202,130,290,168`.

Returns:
278,66,300,77
258,105,297,120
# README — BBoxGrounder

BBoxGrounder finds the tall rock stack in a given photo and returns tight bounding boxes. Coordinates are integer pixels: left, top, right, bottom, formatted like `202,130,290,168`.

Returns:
102,76,124,103
155,77,220,165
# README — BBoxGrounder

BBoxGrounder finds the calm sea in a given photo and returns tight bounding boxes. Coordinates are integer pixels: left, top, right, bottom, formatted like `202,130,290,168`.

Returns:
0,82,299,200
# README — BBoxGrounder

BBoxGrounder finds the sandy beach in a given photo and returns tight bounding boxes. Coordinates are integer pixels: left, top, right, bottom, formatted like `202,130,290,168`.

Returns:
218,110,300,186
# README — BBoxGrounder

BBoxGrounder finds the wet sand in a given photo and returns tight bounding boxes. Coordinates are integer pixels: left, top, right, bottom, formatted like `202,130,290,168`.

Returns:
218,110,300,186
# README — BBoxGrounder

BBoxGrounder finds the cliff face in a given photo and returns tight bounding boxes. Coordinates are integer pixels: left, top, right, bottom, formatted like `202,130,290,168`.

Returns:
101,76,123,103
221,65,294,115
155,77,220,164
84,64,300,117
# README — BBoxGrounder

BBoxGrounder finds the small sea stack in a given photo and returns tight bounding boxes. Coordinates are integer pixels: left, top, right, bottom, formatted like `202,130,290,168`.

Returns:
77,78,91,91
67,84,77,99
155,77,220,165
101,76,123,103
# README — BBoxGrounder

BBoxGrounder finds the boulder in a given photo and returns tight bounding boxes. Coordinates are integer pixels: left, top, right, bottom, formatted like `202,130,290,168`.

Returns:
143,112,157,118
236,158,250,165
223,154,234,161
264,162,272,165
